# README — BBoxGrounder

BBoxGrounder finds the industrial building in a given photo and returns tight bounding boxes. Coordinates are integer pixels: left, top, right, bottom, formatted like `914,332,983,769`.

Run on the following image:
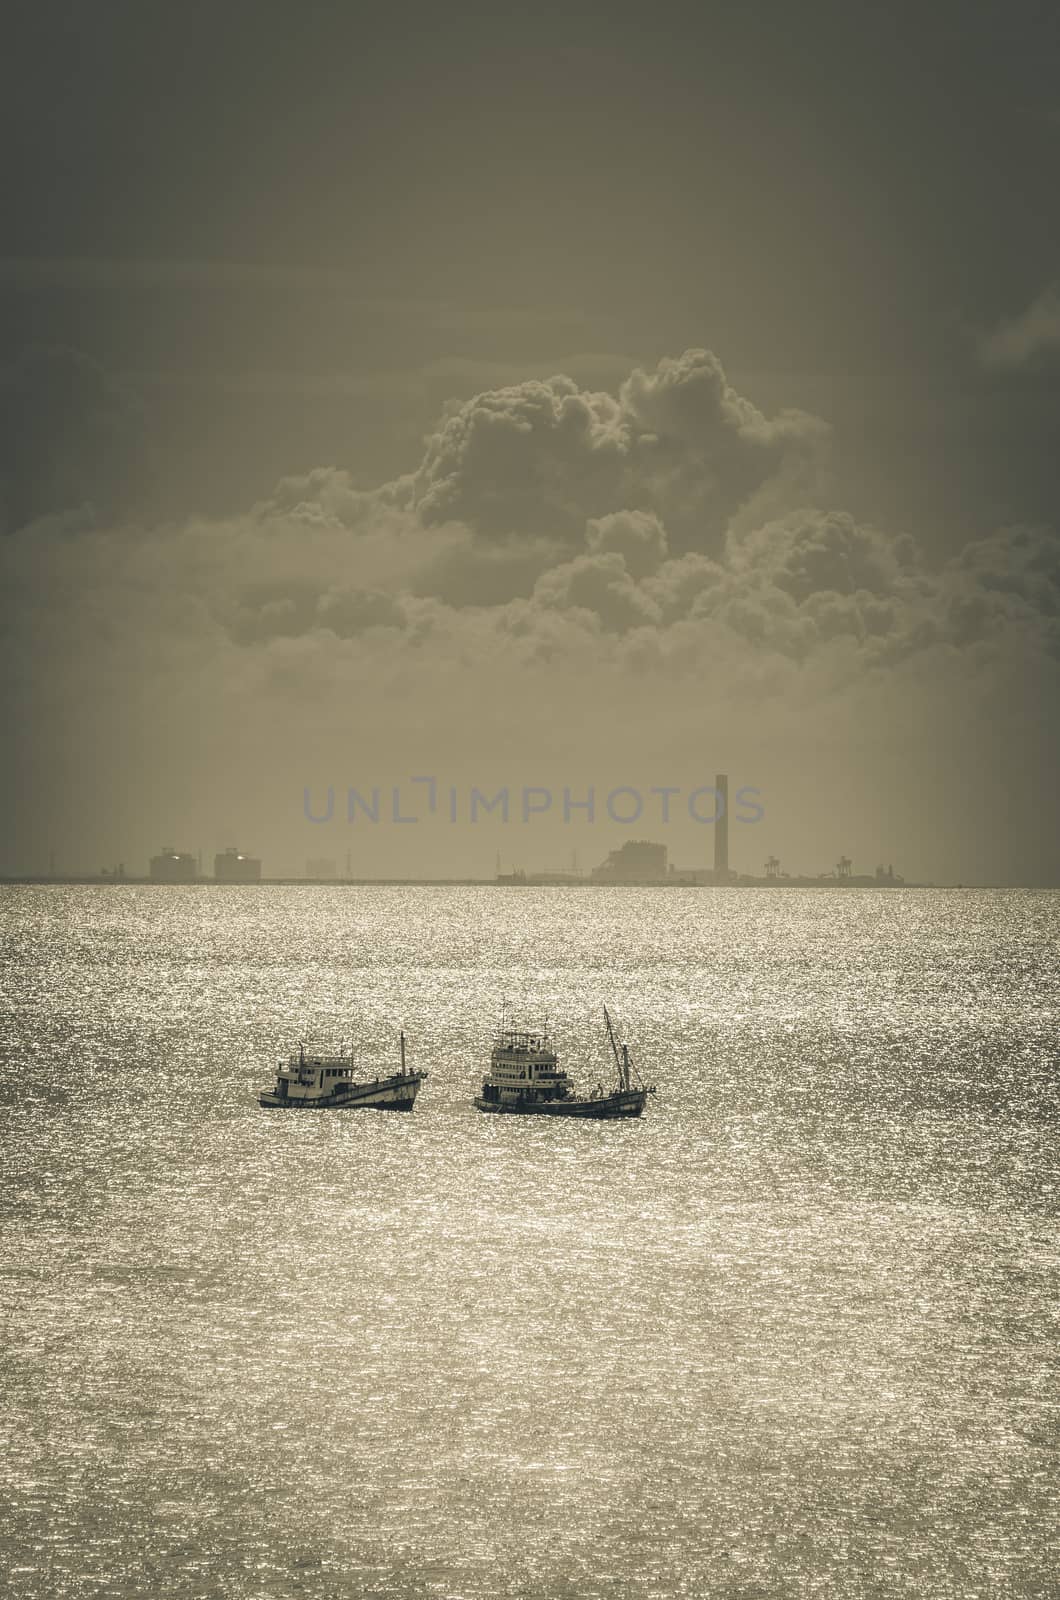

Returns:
214,847,261,883
591,840,668,883
149,848,197,883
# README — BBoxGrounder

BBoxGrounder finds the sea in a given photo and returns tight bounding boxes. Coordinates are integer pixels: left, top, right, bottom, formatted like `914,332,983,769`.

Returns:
1,886,1057,1600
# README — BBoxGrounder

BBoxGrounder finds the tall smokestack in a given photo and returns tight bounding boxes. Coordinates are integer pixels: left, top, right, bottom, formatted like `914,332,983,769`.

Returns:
714,773,729,881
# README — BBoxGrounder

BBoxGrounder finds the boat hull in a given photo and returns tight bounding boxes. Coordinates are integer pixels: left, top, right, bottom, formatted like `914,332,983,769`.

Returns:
474,1088,646,1119
259,1072,425,1111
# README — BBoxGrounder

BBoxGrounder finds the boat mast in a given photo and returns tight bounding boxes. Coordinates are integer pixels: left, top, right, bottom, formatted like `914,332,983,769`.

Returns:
603,1006,626,1090
400,1030,406,1074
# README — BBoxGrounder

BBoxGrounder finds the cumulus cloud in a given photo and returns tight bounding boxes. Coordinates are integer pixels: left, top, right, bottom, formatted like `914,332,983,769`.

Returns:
531,551,662,634
406,374,627,540
399,349,827,554
585,509,668,577
727,511,917,602
1,346,1057,880
979,285,1060,369
6,350,1055,678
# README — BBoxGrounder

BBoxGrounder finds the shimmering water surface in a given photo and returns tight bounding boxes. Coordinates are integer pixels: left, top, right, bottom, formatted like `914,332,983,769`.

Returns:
2,887,1057,1599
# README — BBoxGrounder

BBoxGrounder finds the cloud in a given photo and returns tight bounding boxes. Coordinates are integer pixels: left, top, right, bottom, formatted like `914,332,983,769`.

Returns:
1,346,1057,881
223,582,409,646
401,349,828,553
406,374,626,540
941,524,1060,658
978,285,1060,369
727,511,917,602
585,510,668,578
531,551,663,633
7,351,1053,683
6,350,1054,677
643,551,727,620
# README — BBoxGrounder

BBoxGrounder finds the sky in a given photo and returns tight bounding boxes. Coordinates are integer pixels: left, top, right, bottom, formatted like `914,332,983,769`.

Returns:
1,0,1058,883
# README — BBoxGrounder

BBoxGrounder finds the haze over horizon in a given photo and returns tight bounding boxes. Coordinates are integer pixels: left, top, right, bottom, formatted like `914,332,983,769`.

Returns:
2,1,1058,884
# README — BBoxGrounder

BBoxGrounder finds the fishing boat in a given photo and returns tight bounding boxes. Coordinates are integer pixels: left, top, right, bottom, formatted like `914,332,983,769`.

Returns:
258,1031,426,1111
474,1007,655,1118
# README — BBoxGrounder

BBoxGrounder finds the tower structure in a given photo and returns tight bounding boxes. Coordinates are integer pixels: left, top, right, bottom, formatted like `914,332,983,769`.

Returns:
713,773,729,881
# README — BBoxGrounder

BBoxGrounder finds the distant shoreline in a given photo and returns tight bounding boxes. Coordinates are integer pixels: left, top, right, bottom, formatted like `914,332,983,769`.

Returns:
0,876,988,890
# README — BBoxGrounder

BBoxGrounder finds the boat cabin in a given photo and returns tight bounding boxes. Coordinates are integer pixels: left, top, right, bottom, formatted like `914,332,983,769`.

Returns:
270,1045,356,1103
479,1025,573,1106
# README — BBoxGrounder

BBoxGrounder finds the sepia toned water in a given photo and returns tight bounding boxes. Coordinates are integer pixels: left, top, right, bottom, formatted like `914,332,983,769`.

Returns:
1,886,1057,1600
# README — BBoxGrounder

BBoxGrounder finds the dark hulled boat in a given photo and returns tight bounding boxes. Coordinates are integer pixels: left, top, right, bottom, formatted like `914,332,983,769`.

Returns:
474,1007,654,1118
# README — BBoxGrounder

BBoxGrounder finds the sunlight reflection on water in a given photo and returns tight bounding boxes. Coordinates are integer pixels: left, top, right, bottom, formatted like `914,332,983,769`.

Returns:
1,886,1057,1598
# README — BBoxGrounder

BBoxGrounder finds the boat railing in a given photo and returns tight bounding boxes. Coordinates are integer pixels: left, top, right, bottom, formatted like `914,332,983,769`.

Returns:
494,1028,553,1052
286,1052,354,1068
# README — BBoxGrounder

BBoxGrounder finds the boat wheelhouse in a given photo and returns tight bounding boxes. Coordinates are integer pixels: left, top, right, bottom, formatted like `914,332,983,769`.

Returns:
474,1008,654,1119
259,1031,426,1111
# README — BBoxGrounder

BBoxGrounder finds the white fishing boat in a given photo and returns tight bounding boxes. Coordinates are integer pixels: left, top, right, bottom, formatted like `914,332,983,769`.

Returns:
259,1031,426,1111
474,1006,655,1118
